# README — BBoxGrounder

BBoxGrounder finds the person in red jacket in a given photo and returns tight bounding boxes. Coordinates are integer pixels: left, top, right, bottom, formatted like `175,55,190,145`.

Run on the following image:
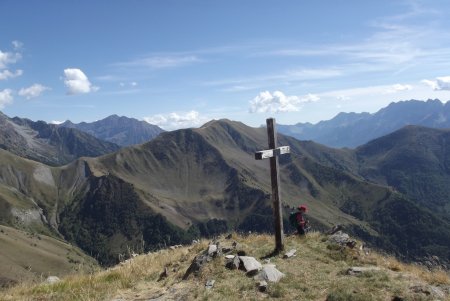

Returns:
296,205,308,235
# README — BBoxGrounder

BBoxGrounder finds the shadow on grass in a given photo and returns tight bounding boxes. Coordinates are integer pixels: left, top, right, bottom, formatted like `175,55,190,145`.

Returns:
260,248,282,260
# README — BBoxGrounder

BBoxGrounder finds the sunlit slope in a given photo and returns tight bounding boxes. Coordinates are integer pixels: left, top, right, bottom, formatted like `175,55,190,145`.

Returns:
0,225,97,288
0,149,59,235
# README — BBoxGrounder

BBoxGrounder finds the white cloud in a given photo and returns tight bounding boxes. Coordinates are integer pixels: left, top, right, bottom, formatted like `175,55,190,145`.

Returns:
422,79,438,90
0,50,21,69
144,110,207,130
205,67,342,88
0,89,13,109
249,90,319,114
422,76,450,91
221,85,256,92
18,84,51,99
337,95,351,101
384,83,413,94
12,40,23,50
116,55,200,69
0,69,23,80
63,68,99,95
118,81,138,88
49,120,65,125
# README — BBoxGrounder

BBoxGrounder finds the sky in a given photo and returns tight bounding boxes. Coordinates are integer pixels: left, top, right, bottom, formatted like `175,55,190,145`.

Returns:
2,0,450,130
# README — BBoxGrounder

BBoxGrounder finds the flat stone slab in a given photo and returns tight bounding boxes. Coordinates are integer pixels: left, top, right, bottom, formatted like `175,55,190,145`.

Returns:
239,256,262,273
255,265,285,283
45,276,61,284
283,249,297,259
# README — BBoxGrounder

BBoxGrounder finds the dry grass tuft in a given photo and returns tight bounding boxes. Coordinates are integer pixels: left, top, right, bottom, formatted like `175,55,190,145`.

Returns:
0,232,448,301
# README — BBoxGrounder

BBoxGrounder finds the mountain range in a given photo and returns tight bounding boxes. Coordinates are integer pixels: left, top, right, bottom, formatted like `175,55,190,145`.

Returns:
0,111,120,166
278,99,450,148
59,115,164,146
0,117,449,273
1,101,450,285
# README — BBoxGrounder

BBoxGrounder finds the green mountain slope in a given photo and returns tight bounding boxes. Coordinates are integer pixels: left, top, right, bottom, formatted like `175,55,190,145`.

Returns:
0,119,449,271
355,125,450,219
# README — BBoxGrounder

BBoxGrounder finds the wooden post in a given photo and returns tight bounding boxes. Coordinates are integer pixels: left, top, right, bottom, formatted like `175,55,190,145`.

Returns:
255,118,289,253
266,118,284,252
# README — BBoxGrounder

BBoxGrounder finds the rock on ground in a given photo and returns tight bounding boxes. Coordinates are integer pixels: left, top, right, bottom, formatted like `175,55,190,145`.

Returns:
44,276,61,284
239,256,262,274
254,265,285,283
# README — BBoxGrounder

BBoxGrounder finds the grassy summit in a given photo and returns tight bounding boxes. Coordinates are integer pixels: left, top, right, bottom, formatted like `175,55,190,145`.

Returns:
1,232,448,301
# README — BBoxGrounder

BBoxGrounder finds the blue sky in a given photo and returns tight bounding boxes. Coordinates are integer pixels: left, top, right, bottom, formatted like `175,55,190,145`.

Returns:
1,0,450,129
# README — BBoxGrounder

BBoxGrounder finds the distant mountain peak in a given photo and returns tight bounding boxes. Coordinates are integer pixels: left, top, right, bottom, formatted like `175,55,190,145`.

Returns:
59,114,164,146
60,120,75,126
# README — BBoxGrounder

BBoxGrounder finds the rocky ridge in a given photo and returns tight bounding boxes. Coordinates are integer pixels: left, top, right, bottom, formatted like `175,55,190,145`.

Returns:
1,231,448,301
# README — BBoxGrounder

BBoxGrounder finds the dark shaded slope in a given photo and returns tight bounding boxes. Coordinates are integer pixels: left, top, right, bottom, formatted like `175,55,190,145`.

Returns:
356,126,450,219
369,195,450,261
59,175,191,265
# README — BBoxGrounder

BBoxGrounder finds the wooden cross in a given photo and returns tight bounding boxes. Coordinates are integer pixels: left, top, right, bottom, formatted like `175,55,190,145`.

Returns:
255,118,290,252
